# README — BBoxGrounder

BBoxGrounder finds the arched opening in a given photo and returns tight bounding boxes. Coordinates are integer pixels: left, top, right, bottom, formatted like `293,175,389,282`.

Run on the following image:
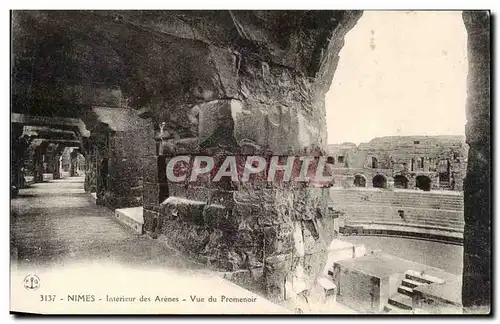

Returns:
372,174,387,188
416,175,432,191
393,175,409,189
438,158,451,189
327,156,335,164
353,174,366,187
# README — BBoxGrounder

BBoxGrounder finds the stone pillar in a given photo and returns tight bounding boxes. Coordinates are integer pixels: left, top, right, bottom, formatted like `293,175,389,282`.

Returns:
70,150,78,177
147,98,336,302
386,176,394,189
141,132,168,238
132,10,362,307
33,142,49,183
106,127,155,209
408,176,417,190
52,154,62,179
462,11,490,313
11,125,27,192
84,148,97,193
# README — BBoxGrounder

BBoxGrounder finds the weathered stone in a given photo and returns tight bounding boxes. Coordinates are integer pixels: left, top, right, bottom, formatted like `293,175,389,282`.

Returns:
159,197,206,225
202,203,230,230
143,156,166,183
264,253,294,302
143,209,160,237
159,220,211,255
263,223,294,257
302,220,328,255
292,188,329,221
142,182,169,209
222,268,265,295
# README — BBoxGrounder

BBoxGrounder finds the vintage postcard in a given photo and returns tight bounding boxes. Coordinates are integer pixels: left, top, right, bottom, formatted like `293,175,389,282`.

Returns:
9,9,491,315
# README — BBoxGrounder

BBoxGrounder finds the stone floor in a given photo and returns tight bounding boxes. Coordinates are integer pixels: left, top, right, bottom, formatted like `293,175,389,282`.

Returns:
9,176,356,314
340,236,463,275
10,176,204,272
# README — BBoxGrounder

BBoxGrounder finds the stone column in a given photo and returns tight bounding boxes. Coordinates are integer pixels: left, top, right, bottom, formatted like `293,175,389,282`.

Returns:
131,10,362,307
462,11,490,313
11,125,27,192
142,126,168,238
142,48,351,306
52,154,62,179
70,150,78,177
33,142,49,183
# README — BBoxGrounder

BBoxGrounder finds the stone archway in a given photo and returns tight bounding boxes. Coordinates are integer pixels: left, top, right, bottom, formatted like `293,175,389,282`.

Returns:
353,174,366,187
10,9,490,313
415,175,431,191
372,174,387,188
393,174,409,189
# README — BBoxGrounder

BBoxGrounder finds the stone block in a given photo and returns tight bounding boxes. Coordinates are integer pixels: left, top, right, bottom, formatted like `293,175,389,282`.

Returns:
143,209,159,237
209,46,240,98
303,252,328,290
292,188,329,221
302,220,327,255
202,203,229,230
115,207,144,234
197,100,240,149
159,220,211,255
222,268,265,296
142,156,166,183
142,182,169,209
231,202,261,231
264,253,294,302
174,137,200,155
159,196,206,226
263,223,294,257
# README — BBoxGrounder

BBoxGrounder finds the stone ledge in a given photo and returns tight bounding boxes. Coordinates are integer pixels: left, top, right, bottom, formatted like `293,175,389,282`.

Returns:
114,206,144,234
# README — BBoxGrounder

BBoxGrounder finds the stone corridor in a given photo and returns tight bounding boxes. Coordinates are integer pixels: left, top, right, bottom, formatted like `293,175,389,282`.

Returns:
10,176,202,272
10,10,490,311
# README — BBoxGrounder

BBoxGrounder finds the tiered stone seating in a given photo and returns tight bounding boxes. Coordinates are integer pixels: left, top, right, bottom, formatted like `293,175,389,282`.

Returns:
330,189,463,211
329,188,464,240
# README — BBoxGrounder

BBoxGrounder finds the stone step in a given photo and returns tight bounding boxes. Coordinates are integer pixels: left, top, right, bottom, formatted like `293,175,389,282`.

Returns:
397,285,414,297
401,278,424,289
388,293,413,310
405,270,445,284
114,206,144,234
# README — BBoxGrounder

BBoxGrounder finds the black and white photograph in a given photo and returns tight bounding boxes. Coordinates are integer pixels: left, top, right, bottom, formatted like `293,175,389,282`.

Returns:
8,7,491,316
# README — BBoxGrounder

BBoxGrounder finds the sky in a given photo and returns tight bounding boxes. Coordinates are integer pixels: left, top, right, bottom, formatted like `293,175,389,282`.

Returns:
325,11,468,145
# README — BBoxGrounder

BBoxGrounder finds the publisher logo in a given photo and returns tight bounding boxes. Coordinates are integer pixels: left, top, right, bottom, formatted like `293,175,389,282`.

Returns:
23,274,40,290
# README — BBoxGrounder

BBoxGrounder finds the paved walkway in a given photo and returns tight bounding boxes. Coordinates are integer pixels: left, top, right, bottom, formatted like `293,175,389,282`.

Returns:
9,176,353,314
10,176,203,272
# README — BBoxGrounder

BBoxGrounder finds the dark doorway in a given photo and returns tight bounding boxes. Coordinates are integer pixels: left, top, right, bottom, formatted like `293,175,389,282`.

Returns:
438,159,451,189
353,175,366,187
371,157,378,168
416,175,431,191
394,175,409,189
372,174,387,188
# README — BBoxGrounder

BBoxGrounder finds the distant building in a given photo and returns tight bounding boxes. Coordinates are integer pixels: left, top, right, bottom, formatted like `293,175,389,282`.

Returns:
327,135,468,191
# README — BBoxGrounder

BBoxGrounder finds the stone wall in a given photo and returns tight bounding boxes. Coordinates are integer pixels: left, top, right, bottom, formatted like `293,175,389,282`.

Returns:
138,11,364,305
330,188,464,238
462,10,490,311
327,136,468,191
104,129,154,209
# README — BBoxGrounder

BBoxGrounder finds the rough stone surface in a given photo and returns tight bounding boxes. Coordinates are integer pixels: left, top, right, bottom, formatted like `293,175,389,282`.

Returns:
13,10,492,311
327,136,468,191
462,10,491,311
